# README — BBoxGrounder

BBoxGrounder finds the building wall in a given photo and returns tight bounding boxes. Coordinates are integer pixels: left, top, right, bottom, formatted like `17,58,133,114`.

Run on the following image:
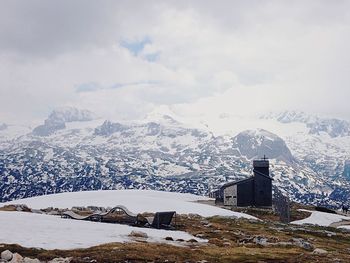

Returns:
237,179,254,207
254,174,272,207
223,184,237,206
253,160,269,177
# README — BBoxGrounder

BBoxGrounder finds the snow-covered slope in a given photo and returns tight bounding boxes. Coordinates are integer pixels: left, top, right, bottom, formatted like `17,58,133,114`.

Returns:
2,190,255,219
0,211,205,249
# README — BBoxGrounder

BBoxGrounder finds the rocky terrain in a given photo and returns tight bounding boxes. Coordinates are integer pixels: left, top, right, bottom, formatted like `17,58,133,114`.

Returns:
0,108,349,207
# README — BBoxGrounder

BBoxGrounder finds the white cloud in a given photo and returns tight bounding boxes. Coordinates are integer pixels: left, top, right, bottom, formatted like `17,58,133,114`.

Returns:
1,1,350,123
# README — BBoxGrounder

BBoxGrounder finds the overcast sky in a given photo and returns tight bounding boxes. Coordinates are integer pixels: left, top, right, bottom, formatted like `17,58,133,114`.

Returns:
1,0,350,123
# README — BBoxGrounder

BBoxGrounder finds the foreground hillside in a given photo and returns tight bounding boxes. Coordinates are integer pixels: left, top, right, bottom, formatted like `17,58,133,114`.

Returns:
1,190,350,262
2,213,350,262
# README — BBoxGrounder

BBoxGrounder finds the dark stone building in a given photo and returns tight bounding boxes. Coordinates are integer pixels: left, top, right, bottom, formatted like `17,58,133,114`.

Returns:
210,158,273,208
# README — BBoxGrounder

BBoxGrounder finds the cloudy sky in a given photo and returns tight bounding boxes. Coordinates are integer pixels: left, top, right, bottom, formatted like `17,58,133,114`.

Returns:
1,0,350,123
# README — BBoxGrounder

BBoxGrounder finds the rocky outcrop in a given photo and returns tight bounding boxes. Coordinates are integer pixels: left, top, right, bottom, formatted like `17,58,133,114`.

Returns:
94,120,127,136
33,107,94,136
232,129,295,163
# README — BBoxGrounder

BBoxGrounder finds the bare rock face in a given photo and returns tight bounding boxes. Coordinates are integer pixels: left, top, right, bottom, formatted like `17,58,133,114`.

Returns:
232,129,295,163
1,250,13,261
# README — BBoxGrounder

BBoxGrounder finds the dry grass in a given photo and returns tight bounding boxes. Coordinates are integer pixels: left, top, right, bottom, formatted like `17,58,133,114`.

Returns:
0,205,31,212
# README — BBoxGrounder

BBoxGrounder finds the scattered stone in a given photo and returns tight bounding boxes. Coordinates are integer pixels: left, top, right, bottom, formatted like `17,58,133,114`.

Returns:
187,238,198,243
291,238,314,251
165,236,174,241
197,260,208,263
48,257,72,263
195,233,206,238
129,231,148,238
253,236,268,246
312,248,328,255
9,253,23,263
23,257,41,263
176,239,185,242
223,242,231,247
1,250,13,261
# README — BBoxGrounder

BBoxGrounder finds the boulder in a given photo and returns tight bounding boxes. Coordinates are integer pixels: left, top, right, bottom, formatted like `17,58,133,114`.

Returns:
312,248,328,255
1,250,13,261
254,236,268,246
9,253,23,263
129,231,148,238
292,238,314,251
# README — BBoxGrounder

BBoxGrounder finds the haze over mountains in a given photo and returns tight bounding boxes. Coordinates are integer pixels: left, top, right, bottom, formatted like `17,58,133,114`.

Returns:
0,107,349,208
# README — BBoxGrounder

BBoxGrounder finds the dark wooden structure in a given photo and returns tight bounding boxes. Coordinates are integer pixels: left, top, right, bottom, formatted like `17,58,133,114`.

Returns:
210,158,273,208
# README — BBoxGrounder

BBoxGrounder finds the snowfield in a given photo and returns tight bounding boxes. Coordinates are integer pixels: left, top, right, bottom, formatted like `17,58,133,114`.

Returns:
0,190,256,249
1,190,256,219
0,211,205,249
291,209,350,227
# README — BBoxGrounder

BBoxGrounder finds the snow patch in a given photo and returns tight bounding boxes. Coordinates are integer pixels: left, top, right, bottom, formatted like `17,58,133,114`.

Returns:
291,209,350,227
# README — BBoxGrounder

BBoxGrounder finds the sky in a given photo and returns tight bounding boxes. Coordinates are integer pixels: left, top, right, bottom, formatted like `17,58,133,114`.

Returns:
1,0,350,123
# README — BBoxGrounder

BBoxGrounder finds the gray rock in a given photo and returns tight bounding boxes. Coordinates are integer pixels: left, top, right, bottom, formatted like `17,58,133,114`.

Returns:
312,248,328,255
9,253,23,263
253,236,268,246
48,257,72,263
23,257,41,263
1,250,13,261
292,238,314,251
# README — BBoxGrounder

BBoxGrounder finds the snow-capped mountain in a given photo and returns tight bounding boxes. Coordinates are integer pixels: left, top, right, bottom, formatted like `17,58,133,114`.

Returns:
0,109,349,208
32,107,95,136
261,111,350,137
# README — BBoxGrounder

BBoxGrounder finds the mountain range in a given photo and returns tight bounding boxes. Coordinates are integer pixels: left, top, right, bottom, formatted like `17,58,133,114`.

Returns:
0,108,349,208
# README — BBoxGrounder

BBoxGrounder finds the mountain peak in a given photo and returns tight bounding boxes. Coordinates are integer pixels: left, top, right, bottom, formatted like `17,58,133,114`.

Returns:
145,106,181,125
48,107,95,123
233,129,295,163
32,107,95,136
